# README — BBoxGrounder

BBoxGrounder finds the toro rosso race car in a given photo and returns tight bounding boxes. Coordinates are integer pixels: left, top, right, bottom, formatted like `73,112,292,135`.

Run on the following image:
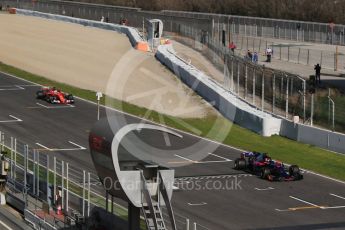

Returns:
36,87,74,104
234,152,303,181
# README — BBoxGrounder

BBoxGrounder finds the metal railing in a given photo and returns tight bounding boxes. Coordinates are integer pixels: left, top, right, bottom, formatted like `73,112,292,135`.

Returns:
0,130,208,229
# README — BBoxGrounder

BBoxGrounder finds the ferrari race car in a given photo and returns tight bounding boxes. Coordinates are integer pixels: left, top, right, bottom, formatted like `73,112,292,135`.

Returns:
234,151,303,181
36,87,74,104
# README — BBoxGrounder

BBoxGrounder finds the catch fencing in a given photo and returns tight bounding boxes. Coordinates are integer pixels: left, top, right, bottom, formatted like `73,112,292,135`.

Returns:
1,0,345,132
161,10,345,46
230,34,345,71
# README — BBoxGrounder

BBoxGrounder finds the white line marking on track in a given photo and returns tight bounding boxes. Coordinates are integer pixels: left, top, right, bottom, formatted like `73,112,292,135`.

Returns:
208,153,232,161
330,193,345,200
36,102,75,109
0,220,13,230
289,196,320,207
15,85,25,90
3,71,345,186
0,85,25,91
174,154,195,163
187,202,207,206
35,141,86,151
174,154,232,164
0,115,23,123
255,187,274,191
321,205,345,209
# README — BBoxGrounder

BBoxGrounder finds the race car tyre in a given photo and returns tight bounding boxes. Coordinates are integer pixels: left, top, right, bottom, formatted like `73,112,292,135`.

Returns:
48,96,55,103
36,90,44,99
260,167,271,179
66,94,74,100
234,158,246,170
289,165,300,176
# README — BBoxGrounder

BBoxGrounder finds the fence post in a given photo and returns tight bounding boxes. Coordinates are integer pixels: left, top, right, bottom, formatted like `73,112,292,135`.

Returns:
37,151,40,197
253,69,256,105
307,49,310,65
66,163,69,212
61,161,64,210
231,59,234,91
88,172,91,217
186,219,190,230
285,76,289,118
311,93,314,126
33,149,36,196
237,62,240,95
303,80,306,122
245,64,248,99
298,48,301,64
10,137,13,180
288,46,290,62
46,155,49,204
82,170,86,217
272,74,276,113
14,138,17,180
24,144,28,208
261,70,265,112
54,156,57,207
335,46,339,71
280,44,282,60
193,222,197,230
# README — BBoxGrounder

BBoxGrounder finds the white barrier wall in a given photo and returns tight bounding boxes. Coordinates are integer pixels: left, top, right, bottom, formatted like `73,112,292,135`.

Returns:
280,119,345,154
13,9,345,152
156,44,282,137
16,9,144,48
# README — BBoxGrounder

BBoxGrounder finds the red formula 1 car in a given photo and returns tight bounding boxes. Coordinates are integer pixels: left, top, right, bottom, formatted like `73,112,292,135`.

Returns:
36,87,74,104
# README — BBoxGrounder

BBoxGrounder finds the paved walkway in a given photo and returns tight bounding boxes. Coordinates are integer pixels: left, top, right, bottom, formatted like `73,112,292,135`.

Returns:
171,39,345,93
256,56,345,92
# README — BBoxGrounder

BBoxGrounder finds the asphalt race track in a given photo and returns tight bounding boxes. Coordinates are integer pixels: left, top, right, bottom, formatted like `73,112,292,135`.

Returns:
1,72,345,230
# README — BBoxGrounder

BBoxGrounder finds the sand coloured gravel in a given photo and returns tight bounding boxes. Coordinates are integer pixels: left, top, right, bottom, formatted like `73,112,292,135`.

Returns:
0,13,216,118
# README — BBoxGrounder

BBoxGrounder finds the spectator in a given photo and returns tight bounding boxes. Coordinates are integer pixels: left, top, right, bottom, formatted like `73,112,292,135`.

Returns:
101,16,104,22
253,52,259,64
265,47,272,62
247,50,253,61
228,41,236,53
0,4,2,11
314,63,321,84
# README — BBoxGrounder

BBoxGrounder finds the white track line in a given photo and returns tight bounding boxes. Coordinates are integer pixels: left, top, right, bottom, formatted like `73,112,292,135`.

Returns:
330,193,345,200
0,220,12,230
321,205,345,209
35,141,86,151
208,153,232,161
174,154,195,162
0,85,24,91
289,196,320,207
2,71,345,186
36,102,75,109
174,154,231,164
187,202,207,206
0,115,23,123
255,187,274,191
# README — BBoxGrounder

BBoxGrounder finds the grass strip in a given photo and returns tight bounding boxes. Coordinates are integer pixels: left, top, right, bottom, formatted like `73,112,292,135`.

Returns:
0,62,344,181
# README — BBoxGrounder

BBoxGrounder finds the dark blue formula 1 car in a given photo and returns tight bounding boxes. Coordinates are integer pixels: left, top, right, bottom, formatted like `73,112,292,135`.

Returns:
234,152,303,181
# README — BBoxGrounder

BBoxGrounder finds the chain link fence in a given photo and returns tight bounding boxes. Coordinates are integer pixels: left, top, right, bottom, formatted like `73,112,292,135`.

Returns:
229,34,345,71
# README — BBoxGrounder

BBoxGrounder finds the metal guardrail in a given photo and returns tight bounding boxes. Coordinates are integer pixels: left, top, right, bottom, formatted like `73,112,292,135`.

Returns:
0,130,206,229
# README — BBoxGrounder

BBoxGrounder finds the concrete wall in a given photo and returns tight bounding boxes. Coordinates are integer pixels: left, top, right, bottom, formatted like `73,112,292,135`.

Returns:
156,44,282,137
280,119,345,154
14,9,345,153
